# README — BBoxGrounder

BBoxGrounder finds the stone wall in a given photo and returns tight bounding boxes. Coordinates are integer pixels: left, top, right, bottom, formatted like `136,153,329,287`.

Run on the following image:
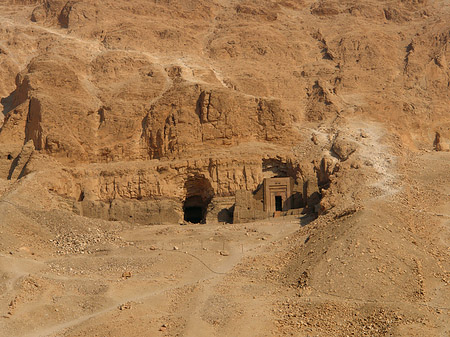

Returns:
75,198,182,225
206,196,235,224
233,190,266,224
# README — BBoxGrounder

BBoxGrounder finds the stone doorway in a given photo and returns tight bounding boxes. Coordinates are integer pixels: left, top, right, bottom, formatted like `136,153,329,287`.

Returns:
275,195,283,211
263,177,293,214
183,196,207,223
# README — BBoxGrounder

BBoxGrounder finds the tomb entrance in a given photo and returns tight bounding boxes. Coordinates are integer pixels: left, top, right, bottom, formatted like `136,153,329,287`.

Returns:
183,174,213,223
183,196,207,223
263,177,293,215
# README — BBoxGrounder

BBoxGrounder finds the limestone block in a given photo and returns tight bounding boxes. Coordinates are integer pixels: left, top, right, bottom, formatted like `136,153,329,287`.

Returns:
233,190,266,224
332,135,358,161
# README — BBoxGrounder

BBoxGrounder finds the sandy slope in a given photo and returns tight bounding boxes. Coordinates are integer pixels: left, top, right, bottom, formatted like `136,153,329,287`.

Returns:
0,0,449,336
0,150,448,336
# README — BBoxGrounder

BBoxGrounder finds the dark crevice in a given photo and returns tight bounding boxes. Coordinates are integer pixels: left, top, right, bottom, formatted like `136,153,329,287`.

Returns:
1,89,17,116
7,156,20,180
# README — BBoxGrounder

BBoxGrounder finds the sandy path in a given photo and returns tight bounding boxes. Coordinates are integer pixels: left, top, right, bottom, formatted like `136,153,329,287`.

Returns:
1,219,299,337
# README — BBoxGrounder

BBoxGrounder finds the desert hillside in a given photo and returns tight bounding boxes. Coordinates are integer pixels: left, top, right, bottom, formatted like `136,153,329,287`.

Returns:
0,0,449,336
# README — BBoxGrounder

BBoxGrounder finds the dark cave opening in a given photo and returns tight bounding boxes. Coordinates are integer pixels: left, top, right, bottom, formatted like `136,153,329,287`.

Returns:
184,206,203,223
183,195,208,224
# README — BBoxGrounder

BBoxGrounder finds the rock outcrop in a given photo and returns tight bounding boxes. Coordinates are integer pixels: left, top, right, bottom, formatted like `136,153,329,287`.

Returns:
0,0,449,225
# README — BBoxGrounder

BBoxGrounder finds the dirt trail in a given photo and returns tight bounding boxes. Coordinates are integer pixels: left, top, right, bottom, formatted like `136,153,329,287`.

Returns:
182,218,299,337
1,218,299,337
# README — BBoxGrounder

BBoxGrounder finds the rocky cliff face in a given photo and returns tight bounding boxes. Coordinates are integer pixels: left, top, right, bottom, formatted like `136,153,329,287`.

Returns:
1,2,449,335
0,0,449,223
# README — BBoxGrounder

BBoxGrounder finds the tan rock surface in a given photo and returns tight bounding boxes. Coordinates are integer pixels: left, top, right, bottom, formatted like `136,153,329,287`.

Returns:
0,0,449,336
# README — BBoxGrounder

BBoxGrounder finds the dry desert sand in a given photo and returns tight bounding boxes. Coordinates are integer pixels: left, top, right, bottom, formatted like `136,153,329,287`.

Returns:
0,0,449,336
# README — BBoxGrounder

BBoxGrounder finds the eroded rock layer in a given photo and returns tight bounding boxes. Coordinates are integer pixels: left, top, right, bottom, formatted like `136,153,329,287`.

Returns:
0,0,449,224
